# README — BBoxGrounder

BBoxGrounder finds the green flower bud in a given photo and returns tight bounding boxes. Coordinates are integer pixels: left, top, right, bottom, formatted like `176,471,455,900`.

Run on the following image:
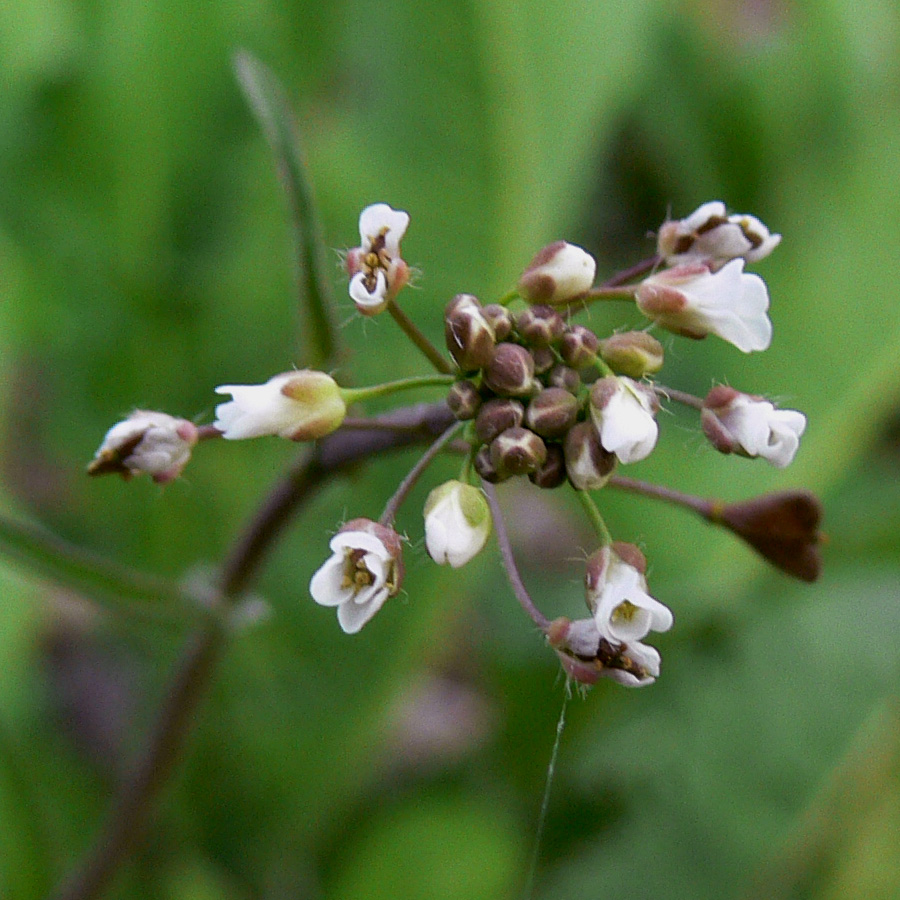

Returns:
598,331,665,378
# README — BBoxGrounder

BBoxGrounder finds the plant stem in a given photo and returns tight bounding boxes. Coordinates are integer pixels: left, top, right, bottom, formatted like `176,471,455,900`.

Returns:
387,298,455,374
574,489,612,546
379,421,463,526
600,254,660,288
341,373,455,407
482,482,551,631
50,401,456,900
654,383,704,410
608,474,713,518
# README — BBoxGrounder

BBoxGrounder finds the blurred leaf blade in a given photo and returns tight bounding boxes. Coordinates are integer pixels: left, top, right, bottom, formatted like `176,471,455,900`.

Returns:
234,49,340,370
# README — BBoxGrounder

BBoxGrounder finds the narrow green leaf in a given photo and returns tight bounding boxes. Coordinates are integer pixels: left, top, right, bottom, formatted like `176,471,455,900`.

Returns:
0,514,207,626
233,50,340,370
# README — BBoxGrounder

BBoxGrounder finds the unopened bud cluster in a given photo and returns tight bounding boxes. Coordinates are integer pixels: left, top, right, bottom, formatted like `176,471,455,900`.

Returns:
444,293,666,489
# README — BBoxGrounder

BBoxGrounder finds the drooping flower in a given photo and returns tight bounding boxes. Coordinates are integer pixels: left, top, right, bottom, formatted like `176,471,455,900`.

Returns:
701,385,807,468
585,543,673,645
589,376,659,464
657,201,781,268
635,259,772,353
214,371,346,441
346,203,411,315
424,480,491,568
518,241,596,305
87,411,198,484
309,518,404,634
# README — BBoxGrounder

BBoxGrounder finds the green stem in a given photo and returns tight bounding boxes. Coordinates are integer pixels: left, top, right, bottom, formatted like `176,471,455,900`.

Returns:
581,286,638,302
574,489,613,546
341,373,455,407
496,288,520,307
654,384,704,410
387,299,454,374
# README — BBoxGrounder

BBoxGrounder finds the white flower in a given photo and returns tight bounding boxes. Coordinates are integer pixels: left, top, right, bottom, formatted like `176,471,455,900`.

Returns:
600,641,661,688
309,518,403,634
88,410,198,484
702,386,807,468
424,480,491,568
346,203,410,315
214,371,346,441
657,201,781,268
585,545,673,645
518,241,597,304
636,259,772,353
589,376,659,464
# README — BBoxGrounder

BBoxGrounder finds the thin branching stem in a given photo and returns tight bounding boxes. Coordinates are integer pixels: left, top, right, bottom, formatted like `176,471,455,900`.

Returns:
482,481,551,631
608,474,713,518
654,383,704,410
387,298,455,374
599,254,661,287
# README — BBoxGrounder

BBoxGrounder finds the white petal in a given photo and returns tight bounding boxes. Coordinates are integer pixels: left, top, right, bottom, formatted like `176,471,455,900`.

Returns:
309,554,353,607
358,203,409,256
337,586,389,634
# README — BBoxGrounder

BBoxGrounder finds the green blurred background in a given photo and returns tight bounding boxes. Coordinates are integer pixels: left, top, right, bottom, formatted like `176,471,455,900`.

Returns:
2,0,900,897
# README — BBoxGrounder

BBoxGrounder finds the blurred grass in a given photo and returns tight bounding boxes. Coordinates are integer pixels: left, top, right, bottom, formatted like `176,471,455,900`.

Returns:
1,1,899,899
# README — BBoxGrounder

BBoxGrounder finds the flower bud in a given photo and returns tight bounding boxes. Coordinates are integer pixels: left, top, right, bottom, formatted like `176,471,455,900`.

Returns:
518,241,596,304
424,480,492,568
473,397,525,444
88,411,198,484
481,304,514,341
473,445,508,483
214,371,347,441
563,422,616,490
482,342,536,397
558,325,600,369
525,388,579,439
701,385,806,468
711,490,823,582
531,346,556,376
598,331,665,378
446,380,482,420
515,304,566,348
547,365,581,394
528,443,567,489
489,426,547,476
444,294,496,372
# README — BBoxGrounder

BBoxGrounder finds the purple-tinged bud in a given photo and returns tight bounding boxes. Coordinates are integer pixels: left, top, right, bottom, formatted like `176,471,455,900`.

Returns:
598,331,665,379
531,346,556,375
483,342,536,397
529,443,567,489
489,426,547,476
563,422,617,490
473,445,508,484
516,304,567,348
712,490,823,582
559,325,600,369
474,398,525,444
547,365,581,394
482,304,514,341
519,241,597,305
446,380,482,420
525,388,579,439
444,293,496,372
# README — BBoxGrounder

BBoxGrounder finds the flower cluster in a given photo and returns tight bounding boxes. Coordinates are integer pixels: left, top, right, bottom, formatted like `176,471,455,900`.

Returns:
89,200,821,689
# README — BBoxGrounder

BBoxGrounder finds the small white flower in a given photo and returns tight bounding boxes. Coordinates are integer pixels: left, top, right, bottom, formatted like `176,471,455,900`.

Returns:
346,203,410,315
88,411,198,483
600,641,661,688
309,518,403,634
657,201,781,268
424,480,491,568
585,545,673,645
589,376,659,464
636,259,772,353
702,386,807,468
214,371,346,441
518,241,597,304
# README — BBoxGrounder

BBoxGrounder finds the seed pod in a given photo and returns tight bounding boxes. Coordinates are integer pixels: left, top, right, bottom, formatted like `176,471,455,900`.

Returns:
446,380,482,420
474,398,525,444
489,426,547,476
525,388,579,439
559,325,600,368
483,342,536,397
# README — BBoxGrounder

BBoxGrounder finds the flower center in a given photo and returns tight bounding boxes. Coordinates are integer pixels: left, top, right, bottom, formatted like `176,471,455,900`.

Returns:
611,600,639,625
340,550,375,593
